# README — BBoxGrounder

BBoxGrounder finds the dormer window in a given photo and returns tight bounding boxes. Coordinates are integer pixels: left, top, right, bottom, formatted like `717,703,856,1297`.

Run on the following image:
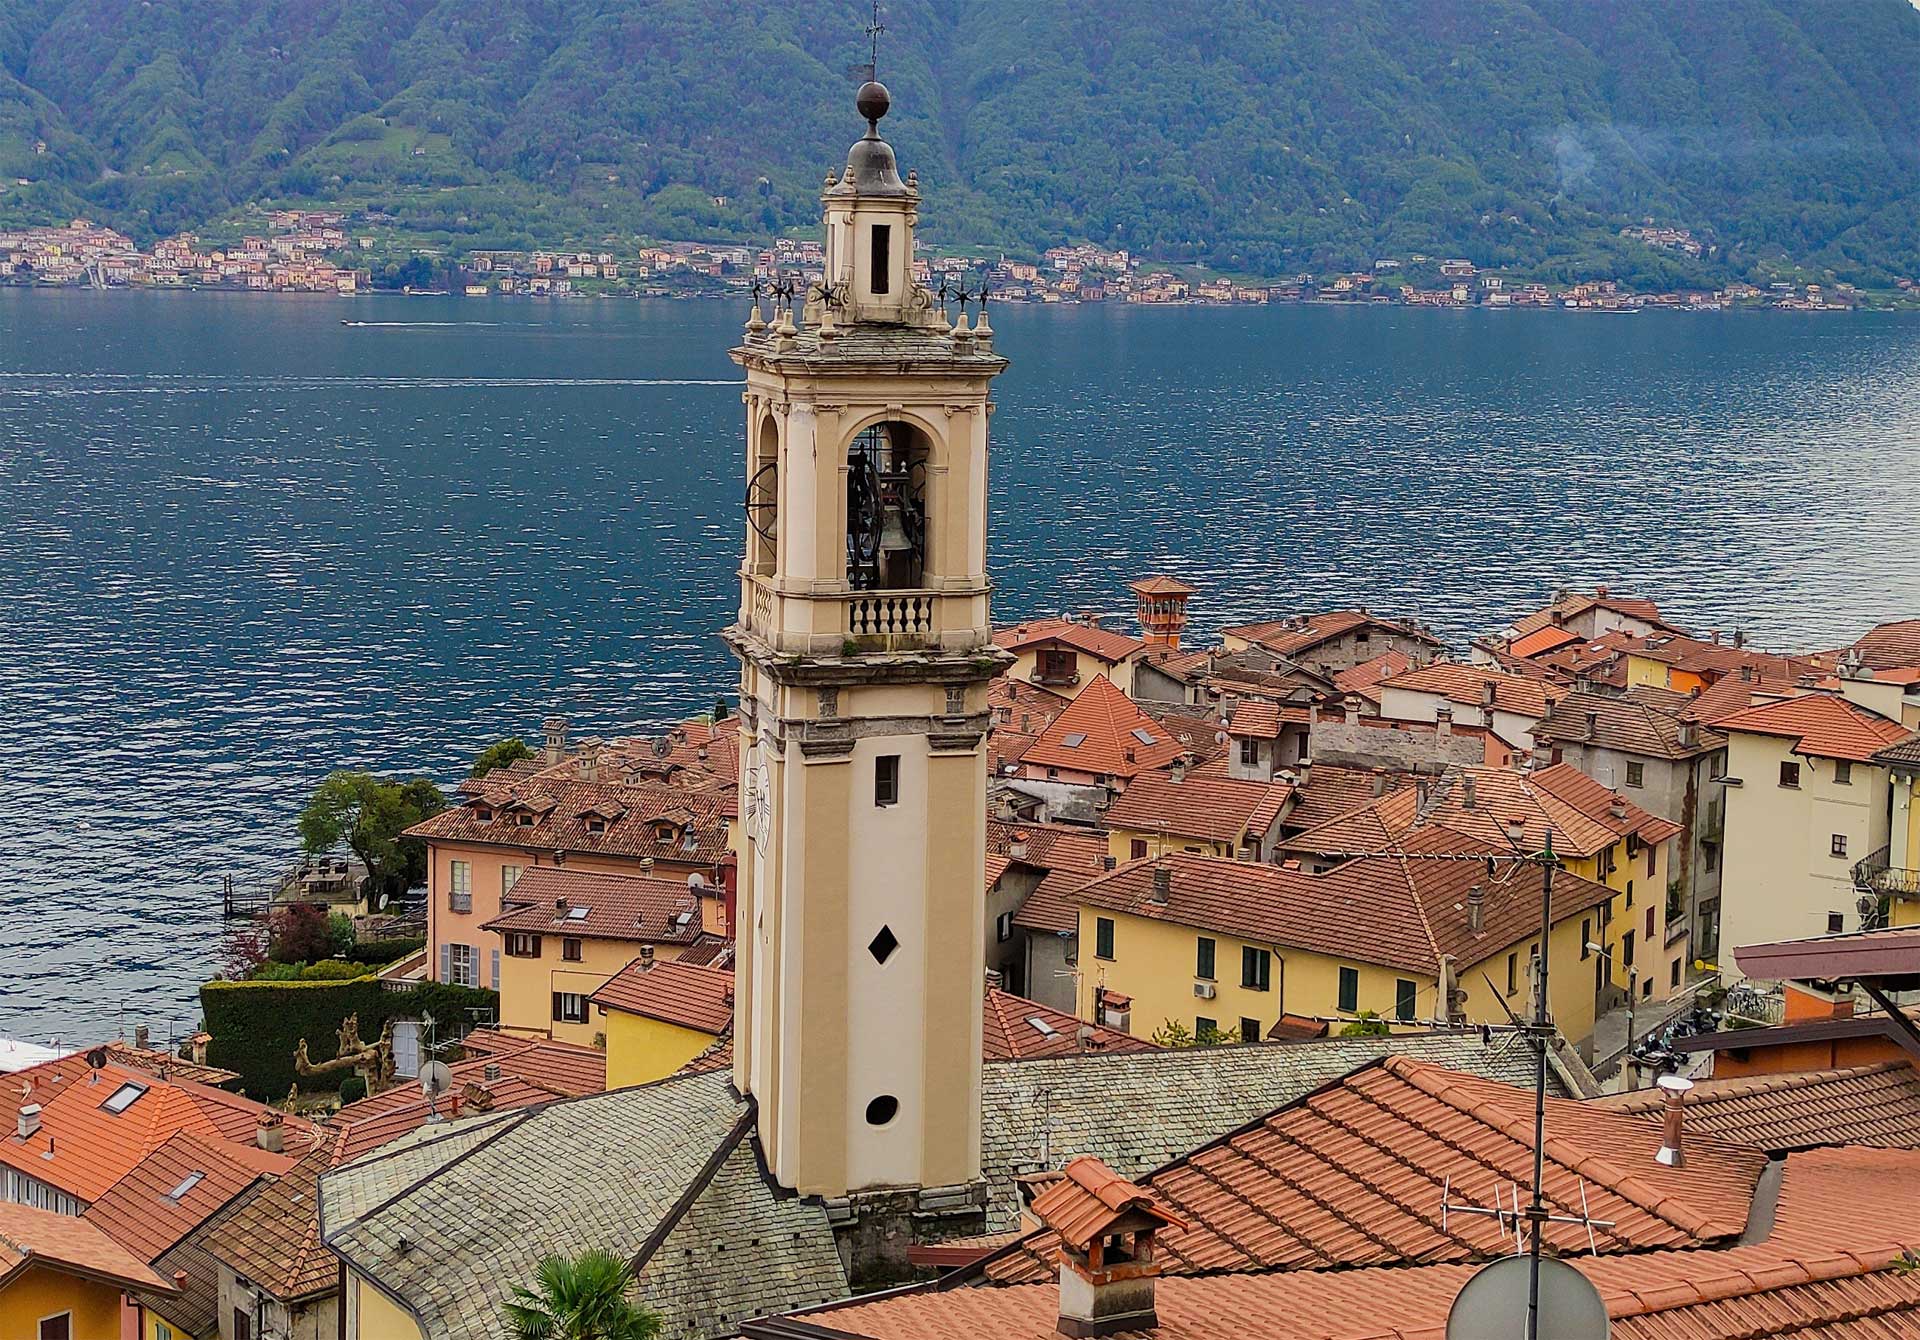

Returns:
516,811,537,827
473,806,494,823
585,816,606,834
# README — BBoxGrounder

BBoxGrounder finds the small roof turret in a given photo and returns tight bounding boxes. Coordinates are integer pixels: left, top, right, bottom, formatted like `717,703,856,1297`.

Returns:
840,81,908,197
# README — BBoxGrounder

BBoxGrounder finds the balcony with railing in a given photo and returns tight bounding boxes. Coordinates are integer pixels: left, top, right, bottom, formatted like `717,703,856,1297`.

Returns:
1853,846,1920,898
739,574,981,655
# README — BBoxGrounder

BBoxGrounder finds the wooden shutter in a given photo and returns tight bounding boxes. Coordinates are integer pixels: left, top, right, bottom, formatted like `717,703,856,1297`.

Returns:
491,948,501,991
439,942,452,984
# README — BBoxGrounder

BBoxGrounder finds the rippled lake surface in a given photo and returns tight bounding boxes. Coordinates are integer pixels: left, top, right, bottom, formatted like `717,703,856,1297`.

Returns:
3,290,1919,1041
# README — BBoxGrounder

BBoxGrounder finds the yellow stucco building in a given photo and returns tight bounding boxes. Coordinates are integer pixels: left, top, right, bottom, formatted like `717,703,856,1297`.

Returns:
591,955,735,1086
0,1202,175,1340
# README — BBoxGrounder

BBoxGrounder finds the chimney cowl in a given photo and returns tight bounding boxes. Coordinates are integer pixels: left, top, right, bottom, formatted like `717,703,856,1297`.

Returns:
1655,1074,1693,1167
1466,886,1484,933
483,1063,501,1082
17,1104,42,1140
1150,865,1171,904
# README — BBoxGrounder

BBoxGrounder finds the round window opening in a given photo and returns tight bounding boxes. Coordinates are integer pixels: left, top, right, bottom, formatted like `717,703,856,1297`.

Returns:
865,1095,900,1127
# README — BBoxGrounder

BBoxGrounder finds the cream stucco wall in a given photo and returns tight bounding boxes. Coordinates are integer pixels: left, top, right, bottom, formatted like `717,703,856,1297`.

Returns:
344,1271,422,1340
1719,731,1890,975
496,936,689,1046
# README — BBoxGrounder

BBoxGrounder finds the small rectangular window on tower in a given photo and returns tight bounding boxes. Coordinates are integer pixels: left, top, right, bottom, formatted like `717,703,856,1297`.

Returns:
874,754,900,807
870,224,891,295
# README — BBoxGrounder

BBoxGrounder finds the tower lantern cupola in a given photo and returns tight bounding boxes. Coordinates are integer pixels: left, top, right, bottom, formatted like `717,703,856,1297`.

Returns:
725,76,1008,1213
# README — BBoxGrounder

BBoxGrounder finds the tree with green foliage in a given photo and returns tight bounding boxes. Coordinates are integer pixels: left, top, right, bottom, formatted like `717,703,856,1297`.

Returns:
1150,1018,1237,1048
503,1250,661,1340
471,738,535,778
297,771,445,904
1338,1010,1392,1038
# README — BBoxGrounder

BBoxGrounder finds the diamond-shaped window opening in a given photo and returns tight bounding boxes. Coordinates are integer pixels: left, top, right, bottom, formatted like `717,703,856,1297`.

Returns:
868,926,900,965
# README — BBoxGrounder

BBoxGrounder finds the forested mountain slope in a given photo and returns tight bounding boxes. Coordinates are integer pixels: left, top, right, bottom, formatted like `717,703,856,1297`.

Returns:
2,0,1916,283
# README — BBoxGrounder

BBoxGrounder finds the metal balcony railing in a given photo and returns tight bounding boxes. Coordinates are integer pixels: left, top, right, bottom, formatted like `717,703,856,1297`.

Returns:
1853,846,1920,897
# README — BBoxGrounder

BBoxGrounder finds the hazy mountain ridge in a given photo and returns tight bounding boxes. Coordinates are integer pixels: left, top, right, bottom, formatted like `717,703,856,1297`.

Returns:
2,0,1916,284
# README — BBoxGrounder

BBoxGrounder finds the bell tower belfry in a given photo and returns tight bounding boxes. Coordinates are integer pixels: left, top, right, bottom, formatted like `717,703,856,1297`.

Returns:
724,79,1008,1202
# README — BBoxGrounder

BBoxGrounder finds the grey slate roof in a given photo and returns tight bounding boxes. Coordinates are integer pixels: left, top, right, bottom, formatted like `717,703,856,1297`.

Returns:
318,1071,846,1340
978,1031,1556,1230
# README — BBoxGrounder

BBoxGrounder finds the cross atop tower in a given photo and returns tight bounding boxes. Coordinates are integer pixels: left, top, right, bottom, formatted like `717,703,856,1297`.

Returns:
866,1,886,84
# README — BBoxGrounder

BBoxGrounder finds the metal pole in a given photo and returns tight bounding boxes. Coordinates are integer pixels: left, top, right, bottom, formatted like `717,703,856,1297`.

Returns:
1624,966,1638,1092
1526,837,1554,1340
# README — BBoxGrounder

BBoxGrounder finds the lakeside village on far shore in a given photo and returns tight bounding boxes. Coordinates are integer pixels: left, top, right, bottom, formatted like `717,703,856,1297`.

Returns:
5,211,1916,312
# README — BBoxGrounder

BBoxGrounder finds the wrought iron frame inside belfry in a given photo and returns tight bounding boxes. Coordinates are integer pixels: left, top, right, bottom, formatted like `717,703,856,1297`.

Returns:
846,423,927,591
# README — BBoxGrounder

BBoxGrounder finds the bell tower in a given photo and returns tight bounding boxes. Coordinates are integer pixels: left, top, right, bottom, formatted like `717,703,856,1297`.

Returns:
725,79,1009,1202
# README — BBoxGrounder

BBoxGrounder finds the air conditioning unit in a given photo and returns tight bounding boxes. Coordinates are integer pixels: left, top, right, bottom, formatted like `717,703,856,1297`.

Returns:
1193,982,1217,999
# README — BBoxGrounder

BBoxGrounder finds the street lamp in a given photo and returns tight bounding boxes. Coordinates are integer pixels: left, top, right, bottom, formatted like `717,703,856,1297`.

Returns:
1586,941,1638,1091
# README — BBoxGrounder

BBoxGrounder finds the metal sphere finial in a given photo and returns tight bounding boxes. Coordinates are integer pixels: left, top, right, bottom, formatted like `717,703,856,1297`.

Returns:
856,81,891,129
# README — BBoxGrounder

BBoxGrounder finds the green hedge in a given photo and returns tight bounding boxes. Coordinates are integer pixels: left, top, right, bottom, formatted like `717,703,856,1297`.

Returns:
201,976,497,1100
356,936,428,967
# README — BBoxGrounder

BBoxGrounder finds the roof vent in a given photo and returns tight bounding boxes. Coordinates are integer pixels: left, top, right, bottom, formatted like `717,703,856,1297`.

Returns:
1608,798,1627,820
483,1063,502,1083
1466,886,1484,934
641,944,656,965
1150,866,1171,905
1655,1074,1693,1167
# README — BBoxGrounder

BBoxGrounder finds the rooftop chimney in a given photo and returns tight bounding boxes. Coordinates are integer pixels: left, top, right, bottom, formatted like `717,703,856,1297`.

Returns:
1739,664,1754,683
1584,711,1598,741
1461,775,1477,810
255,1110,285,1155
1655,1074,1693,1167
17,1104,41,1140
1481,679,1497,708
640,944,656,965
1505,814,1527,846
1435,705,1453,738
1009,831,1031,861
542,713,570,764
1608,798,1627,820
1033,1157,1188,1339
1149,865,1171,905
1297,758,1313,788
984,967,1004,993
1170,758,1187,784
1466,886,1484,934
1678,719,1698,749
133,1025,149,1052
1595,584,1609,598
483,1062,502,1082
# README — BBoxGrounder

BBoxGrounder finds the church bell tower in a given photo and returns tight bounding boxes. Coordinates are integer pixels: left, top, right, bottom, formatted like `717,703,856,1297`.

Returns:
725,79,1009,1200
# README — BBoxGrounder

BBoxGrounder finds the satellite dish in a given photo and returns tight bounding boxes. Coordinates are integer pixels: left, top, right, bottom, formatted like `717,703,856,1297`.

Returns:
84,1047,108,1070
1447,1256,1609,1340
419,1061,453,1098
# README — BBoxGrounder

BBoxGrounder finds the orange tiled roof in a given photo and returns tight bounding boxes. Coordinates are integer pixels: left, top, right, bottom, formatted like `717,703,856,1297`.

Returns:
1021,675,1188,779
1851,618,1920,672
1506,588,1674,640
773,1145,1920,1340
1129,575,1196,597
981,989,1156,1062
972,1057,1764,1285
482,865,707,945
101,1041,241,1089
993,617,1146,664
1225,610,1439,660
0,1056,300,1203
1330,649,1413,704
82,1131,268,1264
1279,763,1413,834
412,774,730,865
995,821,1114,935
1332,763,1679,859
1102,771,1294,847
1713,691,1914,763
1536,690,1725,759
1508,624,1580,659
200,1135,344,1301
1225,699,1281,739
1588,1061,1920,1152
1377,661,1562,718
0,1198,175,1293
590,957,735,1035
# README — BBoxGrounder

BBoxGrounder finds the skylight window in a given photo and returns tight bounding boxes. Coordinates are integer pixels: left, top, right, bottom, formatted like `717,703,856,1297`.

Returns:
1131,728,1158,745
675,911,695,928
101,1081,148,1114
166,1171,205,1201
1025,1017,1057,1038
1061,733,1087,748
566,906,590,920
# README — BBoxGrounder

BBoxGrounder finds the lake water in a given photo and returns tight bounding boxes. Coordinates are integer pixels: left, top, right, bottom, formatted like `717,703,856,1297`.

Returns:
4,291,1919,1042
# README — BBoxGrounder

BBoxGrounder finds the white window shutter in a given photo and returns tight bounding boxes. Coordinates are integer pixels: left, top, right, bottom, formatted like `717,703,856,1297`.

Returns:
439,942,452,984
490,948,501,992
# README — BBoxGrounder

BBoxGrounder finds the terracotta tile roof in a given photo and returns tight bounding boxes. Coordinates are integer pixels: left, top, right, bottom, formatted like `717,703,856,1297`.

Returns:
675,934,737,969
994,821,1114,935
1226,699,1281,739
989,675,1074,736
1378,661,1563,718
1102,771,1294,848
1589,1062,1920,1152
101,1042,241,1089
1536,690,1725,758
1224,610,1440,659
411,774,730,865
1129,575,1196,597
590,957,735,1035
201,1135,345,1301
1338,763,1680,858
1508,624,1581,658
1072,839,1616,978
1029,1156,1187,1253
1525,761,1685,846
482,865,707,945
994,617,1146,664
1137,648,1213,685
1683,672,1800,725
982,989,1156,1061
0,1198,176,1293
676,1033,734,1076
759,1146,1920,1340
970,1057,1764,1285
1279,763,1413,834
81,1131,269,1264
0,1056,300,1203
1851,618,1920,672
446,1031,610,1098
1714,691,1914,763
1506,588,1675,640
1143,705,1234,761
1330,649,1413,704
1021,675,1189,779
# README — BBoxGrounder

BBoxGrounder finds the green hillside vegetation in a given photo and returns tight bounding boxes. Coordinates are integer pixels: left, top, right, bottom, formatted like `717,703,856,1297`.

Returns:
2,0,1916,286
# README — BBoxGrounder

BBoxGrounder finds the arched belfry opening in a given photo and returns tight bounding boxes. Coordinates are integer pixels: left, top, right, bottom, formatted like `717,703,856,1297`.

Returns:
746,414,779,575
846,421,929,590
